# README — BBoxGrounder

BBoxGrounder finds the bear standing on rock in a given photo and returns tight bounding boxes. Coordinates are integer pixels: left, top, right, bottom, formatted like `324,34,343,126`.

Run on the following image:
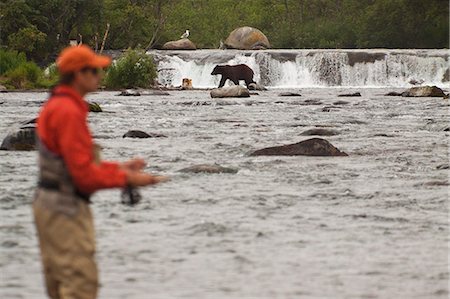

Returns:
211,64,255,88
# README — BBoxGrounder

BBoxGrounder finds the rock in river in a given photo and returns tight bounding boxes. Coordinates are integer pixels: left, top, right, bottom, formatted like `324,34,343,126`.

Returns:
89,102,102,112
179,164,238,174
123,130,167,138
224,27,270,50
118,89,141,96
250,138,348,157
401,86,446,97
210,86,250,98
278,92,301,97
162,38,196,50
338,92,361,97
300,128,340,136
1,127,36,151
248,83,267,91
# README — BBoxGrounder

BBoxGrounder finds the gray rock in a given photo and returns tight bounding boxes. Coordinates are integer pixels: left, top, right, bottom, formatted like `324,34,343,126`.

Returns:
118,90,141,96
401,86,446,97
333,100,350,105
88,102,102,112
279,92,301,97
248,83,267,91
179,164,238,174
162,38,196,50
338,92,361,97
123,130,167,138
210,86,250,98
224,27,270,50
250,138,348,157
436,164,449,170
300,128,340,136
385,92,403,96
1,127,36,151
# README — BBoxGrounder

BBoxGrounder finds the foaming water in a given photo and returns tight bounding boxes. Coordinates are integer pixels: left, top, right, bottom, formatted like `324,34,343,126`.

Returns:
151,49,449,88
0,89,448,298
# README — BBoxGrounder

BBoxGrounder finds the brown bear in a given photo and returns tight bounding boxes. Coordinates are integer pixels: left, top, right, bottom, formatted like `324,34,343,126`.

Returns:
211,64,255,88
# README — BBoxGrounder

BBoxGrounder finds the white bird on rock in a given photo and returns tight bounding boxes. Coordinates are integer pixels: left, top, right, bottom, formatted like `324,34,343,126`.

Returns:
181,30,190,39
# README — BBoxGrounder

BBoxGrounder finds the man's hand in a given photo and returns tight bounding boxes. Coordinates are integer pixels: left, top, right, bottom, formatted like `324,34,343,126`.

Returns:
121,158,146,171
125,171,170,187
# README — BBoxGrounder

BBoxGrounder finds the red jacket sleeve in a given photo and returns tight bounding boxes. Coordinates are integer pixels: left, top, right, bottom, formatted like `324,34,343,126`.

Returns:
55,108,127,194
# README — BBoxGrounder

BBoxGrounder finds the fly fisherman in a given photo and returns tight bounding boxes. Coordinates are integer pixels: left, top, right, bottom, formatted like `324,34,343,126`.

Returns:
33,45,168,299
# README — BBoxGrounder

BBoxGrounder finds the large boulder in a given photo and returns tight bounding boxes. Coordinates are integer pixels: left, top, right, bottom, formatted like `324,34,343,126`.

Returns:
250,138,348,157
162,38,196,50
224,27,270,50
401,86,446,97
1,126,36,151
210,86,250,98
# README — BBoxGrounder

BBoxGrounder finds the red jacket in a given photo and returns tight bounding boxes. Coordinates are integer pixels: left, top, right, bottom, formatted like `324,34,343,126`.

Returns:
37,85,126,194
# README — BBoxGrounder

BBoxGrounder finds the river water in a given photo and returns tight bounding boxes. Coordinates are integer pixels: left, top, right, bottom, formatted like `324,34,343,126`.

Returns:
0,86,448,298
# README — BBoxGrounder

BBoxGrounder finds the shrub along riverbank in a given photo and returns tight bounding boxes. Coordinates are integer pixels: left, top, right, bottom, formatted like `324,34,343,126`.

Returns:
0,49,157,91
0,50,58,90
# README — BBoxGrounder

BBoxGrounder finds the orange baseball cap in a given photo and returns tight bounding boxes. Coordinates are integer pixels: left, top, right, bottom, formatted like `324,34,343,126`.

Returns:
57,45,111,74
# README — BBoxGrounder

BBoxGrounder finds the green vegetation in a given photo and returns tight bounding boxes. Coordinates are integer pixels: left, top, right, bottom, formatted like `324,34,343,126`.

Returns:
0,0,448,89
0,50,57,89
1,0,448,63
104,49,157,89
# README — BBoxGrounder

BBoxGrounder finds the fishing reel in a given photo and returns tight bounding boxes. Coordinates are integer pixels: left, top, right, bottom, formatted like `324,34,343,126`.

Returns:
121,185,142,206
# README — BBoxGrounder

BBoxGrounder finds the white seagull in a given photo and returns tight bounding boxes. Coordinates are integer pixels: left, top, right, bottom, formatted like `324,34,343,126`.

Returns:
181,30,190,39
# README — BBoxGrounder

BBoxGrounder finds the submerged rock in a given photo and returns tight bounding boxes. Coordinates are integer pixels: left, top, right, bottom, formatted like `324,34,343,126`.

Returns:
385,91,403,96
179,164,238,174
279,92,301,97
224,27,270,50
333,100,350,105
123,130,167,138
1,127,36,151
118,89,141,96
210,86,250,98
248,83,267,91
401,86,446,97
162,38,196,50
88,102,102,112
300,128,340,136
250,138,348,157
338,92,361,97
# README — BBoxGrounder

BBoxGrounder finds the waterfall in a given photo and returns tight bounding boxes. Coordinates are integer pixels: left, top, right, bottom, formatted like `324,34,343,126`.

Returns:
149,49,449,88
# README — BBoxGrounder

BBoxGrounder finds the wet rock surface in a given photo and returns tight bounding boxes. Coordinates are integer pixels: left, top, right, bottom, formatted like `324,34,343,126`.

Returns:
210,86,250,98
250,138,348,156
247,83,267,91
338,92,361,97
118,89,141,96
300,128,340,136
123,130,167,138
278,92,301,97
179,164,238,174
401,86,446,97
88,102,102,112
0,127,36,151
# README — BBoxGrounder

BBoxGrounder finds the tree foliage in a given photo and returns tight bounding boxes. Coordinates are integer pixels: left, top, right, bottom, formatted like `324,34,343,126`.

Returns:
0,0,448,64
104,49,157,89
